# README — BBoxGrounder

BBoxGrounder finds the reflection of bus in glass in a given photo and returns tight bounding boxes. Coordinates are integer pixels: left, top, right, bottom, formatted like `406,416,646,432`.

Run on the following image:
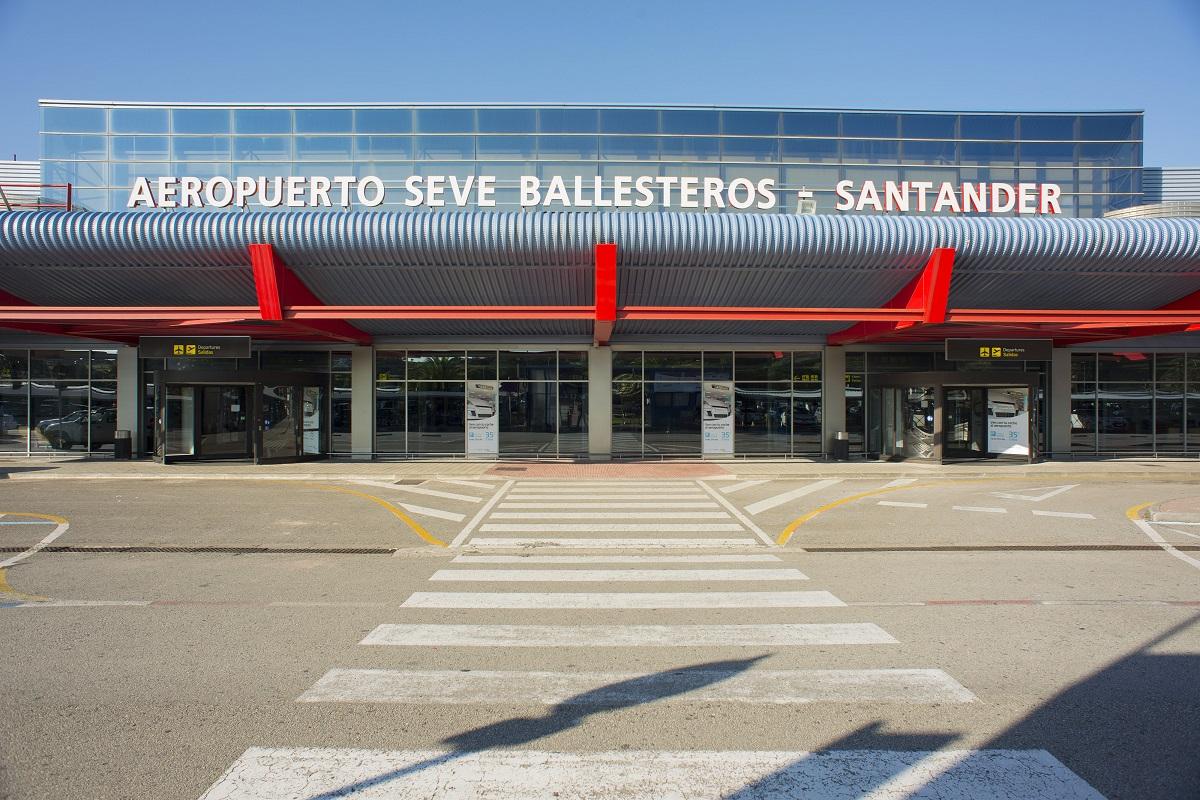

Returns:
988,400,1019,418
467,382,496,420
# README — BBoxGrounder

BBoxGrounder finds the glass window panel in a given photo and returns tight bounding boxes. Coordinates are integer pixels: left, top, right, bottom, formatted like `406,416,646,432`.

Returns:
558,382,588,454
111,108,168,134
42,160,106,185
1155,353,1186,382
842,139,900,162
781,112,838,137
415,108,475,133
259,351,329,371
1156,383,1185,451
1019,141,1076,166
466,351,497,380
660,137,720,161
233,136,291,161
42,106,105,133
736,351,790,381
901,140,957,164
376,351,405,381
1097,383,1153,451
841,113,899,138
644,381,700,454
1098,352,1152,381
30,382,89,452
407,382,464,453
374,382,405,452
110,136,169,161
112,162,176,186
722,111,780,136
644,351,701,381
600,109,659,134
1020,115,1076,140
354,135,413,160
477,135,535,159
900,114,956,139
868,352,935,372
780,138,839,162
1080,115,1139,141
172,136,231,161
477,108,535,133
415,135,474,160
72,189,109,211
330,352,353,372
661,110,719,135
1189,381,1200,451
538,108,599,133
539,161,599,181
43,134,107,160
31,350,88,380
90,350,117,380
499,381,556,454
613,351,642,381
735,383,791,454
845,373,864,451
355,109,413,134
601,136,659,160
612,382,642,455
331,373,352,453
559,351,588,381
87,382,118,452
294,108,352,133
536,135,598,160
1079,142,1136,167
703,352,732,380
960,115,1016,140
960,141,1017,164
0,351,29,379
408,351,465,381
172,108,230,134
234,109,292,134
166,161,230,181
793,352,822,382
294,135,352,160
0,380,29,452
414,161,475,180
1071,383,1096,451
1071,354,1097,382
499,350,556,381
722,137,778,162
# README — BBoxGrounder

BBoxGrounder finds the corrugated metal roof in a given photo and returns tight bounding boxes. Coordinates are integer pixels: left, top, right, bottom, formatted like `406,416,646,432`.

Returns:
1,210,1198,313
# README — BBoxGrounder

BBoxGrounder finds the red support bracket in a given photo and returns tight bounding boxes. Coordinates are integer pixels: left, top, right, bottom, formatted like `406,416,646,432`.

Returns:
828,247,956,345
594,243,617,346
247,243,371,344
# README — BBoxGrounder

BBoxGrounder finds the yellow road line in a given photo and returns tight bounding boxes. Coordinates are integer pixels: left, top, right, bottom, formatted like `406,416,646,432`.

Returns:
1126,501,1155,521
0,512,65,601
303,483,448,548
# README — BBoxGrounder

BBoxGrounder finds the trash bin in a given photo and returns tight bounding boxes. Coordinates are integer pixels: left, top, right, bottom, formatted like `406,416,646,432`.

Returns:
113,429,132,460
831,431,850,461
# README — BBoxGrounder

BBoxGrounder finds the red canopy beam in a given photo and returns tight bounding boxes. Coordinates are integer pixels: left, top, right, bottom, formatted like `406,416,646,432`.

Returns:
828,247,956,345
594,243,617,346
247,243,371,345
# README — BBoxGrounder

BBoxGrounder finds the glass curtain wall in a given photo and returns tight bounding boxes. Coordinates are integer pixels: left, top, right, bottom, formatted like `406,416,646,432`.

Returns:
373,350,587,457
1070,352,1198,454
0,349,118,455
42,103,1142,217
612,351,822,457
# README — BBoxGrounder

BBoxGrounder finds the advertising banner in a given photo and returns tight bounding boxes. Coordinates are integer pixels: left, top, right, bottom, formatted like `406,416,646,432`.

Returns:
466,381,499,458
702,381,735,456
987,388,1030,455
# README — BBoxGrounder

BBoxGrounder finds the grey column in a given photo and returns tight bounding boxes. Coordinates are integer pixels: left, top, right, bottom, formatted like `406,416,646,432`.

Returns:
822,346,846,457
116,346,141,456
587,346,612,460
350,346,374,459
1049,347,1072,457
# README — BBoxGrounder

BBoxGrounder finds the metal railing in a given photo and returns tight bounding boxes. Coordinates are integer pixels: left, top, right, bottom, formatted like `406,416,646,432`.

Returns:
0,183,73,211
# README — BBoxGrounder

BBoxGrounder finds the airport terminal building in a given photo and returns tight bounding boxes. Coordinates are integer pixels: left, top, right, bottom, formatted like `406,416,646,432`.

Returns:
2,101,1200,463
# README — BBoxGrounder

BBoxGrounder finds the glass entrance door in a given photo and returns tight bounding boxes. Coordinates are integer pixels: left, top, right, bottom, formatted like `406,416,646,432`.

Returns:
879,385,936,460
944,387,987,458
260,385,298,461
199,386,251,458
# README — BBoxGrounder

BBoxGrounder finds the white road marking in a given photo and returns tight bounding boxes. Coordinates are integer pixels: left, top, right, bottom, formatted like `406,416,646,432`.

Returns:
478,523,747,532
717,479,770,494
0,519,69,569
882,478,919,488
394,503,464,522
199,747,1105,800
433,478,500,490
298,667,976,705
401,591,845,608
507,481,700,488
1161,526,1200,540
1031,510,1096,519
952,505,1007,514
696,481,775,547
5,599,151,607
1149,520,1200,525
488,511,732,520
452,554,784,564
449,479,514,547
468,537,761,548
498,501,722,509
1131,515,1200,572
351,479,483,503
362,622,896,647
990,483,1078,502
501,493,711,501
0,520,59,525
744,480,843,516
877,500,928,508
427,568,808,582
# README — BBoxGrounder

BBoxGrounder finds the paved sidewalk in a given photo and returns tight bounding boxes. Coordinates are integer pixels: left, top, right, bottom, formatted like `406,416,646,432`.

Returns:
2,456,1199,482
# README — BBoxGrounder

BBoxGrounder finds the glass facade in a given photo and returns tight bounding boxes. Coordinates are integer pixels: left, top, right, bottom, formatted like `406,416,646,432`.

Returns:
374,349,587,457
41,103,1142,216
612,350,822,456
0,349,118,454
1070,352,1200,454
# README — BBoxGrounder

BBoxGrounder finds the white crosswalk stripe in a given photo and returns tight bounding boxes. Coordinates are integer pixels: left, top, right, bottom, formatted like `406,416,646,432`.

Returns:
717,479,770,494
401,590,845,608
452,554,784,564
468,537,763,548
744,479,843,516
427,568,808,582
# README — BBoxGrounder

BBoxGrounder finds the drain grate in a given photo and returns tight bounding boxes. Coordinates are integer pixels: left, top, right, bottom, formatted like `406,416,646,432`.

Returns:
494,466,527,472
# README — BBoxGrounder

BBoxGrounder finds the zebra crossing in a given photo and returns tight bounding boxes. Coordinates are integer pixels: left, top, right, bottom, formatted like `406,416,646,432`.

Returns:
454,479,773,548
198,551,1103,798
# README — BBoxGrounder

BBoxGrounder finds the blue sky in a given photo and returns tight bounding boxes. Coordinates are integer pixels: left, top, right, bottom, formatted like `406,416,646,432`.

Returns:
1,0,1197,164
